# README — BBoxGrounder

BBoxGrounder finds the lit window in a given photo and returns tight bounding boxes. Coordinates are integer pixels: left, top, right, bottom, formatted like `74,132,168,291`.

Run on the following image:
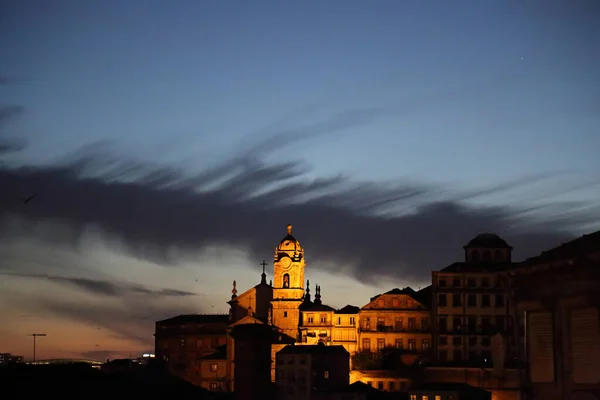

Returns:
210,382,218,390
210,363,218,372
324,370,329,379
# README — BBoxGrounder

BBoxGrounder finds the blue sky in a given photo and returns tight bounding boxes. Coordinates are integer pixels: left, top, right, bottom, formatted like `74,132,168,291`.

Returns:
0,0,599,359
3,0,598,185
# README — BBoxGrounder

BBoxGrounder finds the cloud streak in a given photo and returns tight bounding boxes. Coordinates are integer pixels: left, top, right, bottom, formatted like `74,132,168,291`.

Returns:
1,135,598,285
0,272,196,297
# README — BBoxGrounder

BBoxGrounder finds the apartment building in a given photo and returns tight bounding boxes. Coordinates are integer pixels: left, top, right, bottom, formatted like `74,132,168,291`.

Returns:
431,233,516,365
359,287,432,359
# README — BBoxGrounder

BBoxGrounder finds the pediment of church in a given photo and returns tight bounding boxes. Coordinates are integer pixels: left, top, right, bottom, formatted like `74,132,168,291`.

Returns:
228,314,265,328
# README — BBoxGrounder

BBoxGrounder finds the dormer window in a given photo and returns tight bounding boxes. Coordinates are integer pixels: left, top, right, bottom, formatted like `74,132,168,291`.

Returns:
494,250,503,261
471,251,480,262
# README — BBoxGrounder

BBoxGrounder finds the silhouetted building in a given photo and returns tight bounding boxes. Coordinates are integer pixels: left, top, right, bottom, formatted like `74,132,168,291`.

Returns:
431,233,518,366
0,353,23,364
509,230,600,400
198,344,227,391
276,343,350,399
154,313,229,384
230,323,279,400
409,382,492,400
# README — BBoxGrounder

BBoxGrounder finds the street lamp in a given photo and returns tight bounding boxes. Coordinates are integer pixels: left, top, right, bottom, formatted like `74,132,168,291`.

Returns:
28,333,47,363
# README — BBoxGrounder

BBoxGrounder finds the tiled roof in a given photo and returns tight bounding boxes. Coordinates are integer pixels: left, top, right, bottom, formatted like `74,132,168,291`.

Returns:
414,285,432,308
299,300,335,311
521,230,600,266
369,287,419,302
437,261,515,273
335,305,360,314
277,343,349,355
464,233,512,249
200,344,227,360
156,314,229,325
411,382,491,395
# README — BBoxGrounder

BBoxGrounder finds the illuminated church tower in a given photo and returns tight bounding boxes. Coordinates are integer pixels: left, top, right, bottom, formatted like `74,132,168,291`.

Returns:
271,224,305,340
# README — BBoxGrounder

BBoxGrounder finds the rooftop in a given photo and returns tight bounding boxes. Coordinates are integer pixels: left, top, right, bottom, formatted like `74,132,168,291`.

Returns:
464,233,512,249
521,230,600,266
277,343,349,356
156,314,229,325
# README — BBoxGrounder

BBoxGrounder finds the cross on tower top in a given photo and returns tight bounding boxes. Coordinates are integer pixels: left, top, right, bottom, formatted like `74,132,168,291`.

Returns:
260,260,268,273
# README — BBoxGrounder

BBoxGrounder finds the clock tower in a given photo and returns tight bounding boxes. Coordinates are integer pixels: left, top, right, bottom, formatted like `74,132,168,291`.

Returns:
271,224,305,340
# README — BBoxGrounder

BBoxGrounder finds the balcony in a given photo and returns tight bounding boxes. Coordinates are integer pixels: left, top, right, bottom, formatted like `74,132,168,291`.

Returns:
360,325,430,333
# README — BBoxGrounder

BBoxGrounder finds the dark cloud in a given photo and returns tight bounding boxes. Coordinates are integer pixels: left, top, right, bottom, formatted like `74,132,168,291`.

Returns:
0,272,196,297
0,105,24,125
1,135,598,285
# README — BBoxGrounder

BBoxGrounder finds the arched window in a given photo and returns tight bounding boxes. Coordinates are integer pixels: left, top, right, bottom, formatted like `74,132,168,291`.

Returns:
483,251,491,262
494,250,503,262
471,250,480,262
283,273,290,288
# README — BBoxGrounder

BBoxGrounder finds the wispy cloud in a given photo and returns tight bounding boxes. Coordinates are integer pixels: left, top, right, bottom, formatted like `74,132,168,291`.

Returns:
1,134,598,285
0,272,196,297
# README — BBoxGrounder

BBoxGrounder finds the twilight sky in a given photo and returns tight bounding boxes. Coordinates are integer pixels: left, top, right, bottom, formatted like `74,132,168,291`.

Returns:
1,0,599,361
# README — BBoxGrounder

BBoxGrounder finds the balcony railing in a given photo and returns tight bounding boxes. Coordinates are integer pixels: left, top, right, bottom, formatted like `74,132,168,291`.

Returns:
360,325,430,333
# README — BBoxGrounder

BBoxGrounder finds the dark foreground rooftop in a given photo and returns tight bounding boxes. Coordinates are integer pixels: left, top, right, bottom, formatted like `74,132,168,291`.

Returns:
0,361,230,399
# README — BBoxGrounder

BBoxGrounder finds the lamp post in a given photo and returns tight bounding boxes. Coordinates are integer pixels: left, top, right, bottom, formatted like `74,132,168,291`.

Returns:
29,333,47,363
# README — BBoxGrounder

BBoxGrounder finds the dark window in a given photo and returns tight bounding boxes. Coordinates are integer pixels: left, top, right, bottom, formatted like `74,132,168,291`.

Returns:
452,294,462,307
377,338,385,350
452,337,462,346
283,273,290,288
452,317,462,331
408,317,416,329
395,339,403,349
471,251,480,262
439,279,447,287
284,311,288,318
468,294,477,307
495,294,505,307
453,278,461,287
439,317,447,333
389,381,396,391
468,278,476,287
377,381,384,390
421,317,430,330
439,350,448,361
422,339,430,351
408,339,416,350
394,317,403,330
468,337,477,346
494,250,503,261
468,317,477,332
481,317,491,331
481,295,490,307
483,251,491,261
438,294,447,307
481,337,491,346
481,278,490,287
496,317,505,332
439,336,448,345
453,350,462,361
